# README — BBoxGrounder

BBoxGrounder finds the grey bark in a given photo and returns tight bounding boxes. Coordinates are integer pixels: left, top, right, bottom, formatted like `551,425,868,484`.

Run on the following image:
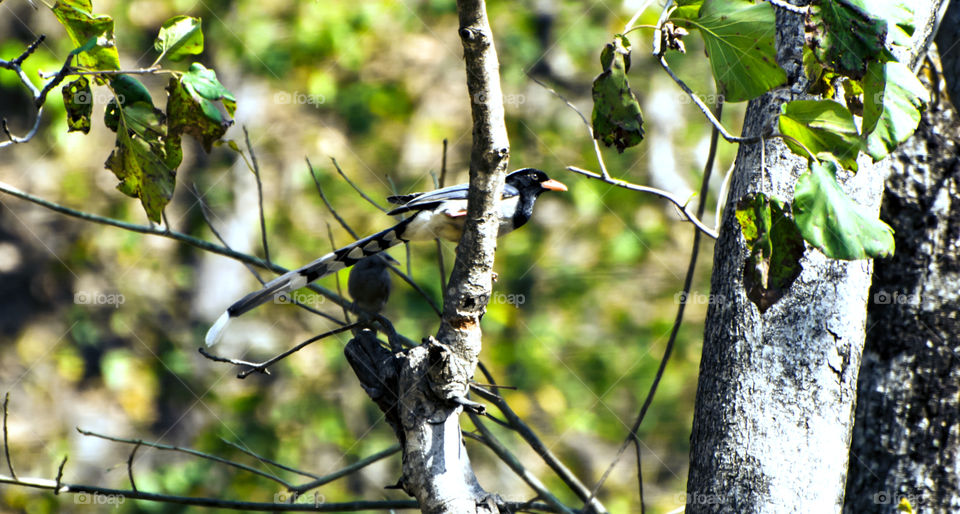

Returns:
345,1,510,512
842,39,960,514
685,2,945,512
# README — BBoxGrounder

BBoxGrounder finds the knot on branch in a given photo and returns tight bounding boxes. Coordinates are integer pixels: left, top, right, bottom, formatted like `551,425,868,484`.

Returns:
425,338,472,401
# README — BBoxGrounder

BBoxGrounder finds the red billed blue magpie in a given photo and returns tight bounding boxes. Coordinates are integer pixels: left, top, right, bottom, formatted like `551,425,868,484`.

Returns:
205,168,566,346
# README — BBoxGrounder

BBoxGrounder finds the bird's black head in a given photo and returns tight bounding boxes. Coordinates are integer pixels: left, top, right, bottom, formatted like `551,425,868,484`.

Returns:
506,168,568,195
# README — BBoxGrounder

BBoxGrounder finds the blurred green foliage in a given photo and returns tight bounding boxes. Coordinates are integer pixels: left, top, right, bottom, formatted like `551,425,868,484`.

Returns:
0,0,746,512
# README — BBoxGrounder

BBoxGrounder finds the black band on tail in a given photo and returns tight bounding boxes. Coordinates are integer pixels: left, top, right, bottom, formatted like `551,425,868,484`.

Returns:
225,217,413,319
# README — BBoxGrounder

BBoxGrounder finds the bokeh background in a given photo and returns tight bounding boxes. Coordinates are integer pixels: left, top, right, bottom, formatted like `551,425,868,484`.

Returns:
0,0,745,512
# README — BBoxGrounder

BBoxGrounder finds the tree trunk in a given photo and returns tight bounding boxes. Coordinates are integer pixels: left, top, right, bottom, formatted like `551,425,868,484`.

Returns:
842,32,960,513
685,2,945,512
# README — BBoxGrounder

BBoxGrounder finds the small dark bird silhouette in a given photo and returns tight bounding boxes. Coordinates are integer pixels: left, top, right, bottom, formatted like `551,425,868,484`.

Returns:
348,254,394,316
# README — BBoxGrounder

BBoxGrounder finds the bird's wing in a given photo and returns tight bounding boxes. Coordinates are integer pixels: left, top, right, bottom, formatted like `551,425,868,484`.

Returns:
386,182,519,216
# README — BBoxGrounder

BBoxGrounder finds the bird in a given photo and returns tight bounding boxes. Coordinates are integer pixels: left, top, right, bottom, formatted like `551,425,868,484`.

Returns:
348,254,395,316
205,168,567,346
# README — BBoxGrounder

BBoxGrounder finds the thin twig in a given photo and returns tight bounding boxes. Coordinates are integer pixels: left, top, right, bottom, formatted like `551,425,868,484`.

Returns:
589,102,723,503
528,75,610,180
567,166,718,239
309,159,441,316
191,185,344,324
329,158,386,212
200,323,359,379
244,126,271,266
465,414,575,514
436,138,449,292
54,456,66,495
77,428,296,488
218,438,321,480
3,393,16,480
1,473,420,511
326,222,352,323
657,55,758,144
36,66,165,79
127,441,141,492
307,159,360,239
472,365,607,514
288,445,401,495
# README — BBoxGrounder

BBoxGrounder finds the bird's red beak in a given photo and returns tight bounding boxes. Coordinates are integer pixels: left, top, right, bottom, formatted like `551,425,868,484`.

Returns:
541,179,568,192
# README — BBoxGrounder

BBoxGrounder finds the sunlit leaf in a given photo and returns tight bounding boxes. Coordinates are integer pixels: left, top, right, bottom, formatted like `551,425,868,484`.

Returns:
736,193,805,313
684,0,786,102
794,160,894,259
861,60,927,161
154,16,204,62
591,35,644,152
167,75,233,153
51,0,120,71
779,100,861,171
181,63,237,123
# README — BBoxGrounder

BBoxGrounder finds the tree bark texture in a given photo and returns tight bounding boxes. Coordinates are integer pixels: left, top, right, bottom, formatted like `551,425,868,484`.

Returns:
685,2,945,512
345,1,509,512
843,53,960,514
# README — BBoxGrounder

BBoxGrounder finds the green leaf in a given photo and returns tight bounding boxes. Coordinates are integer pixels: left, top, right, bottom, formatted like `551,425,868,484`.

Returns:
806,0,915,78
807,0,888,78
167,75,233,153
104,75,154,132
735,193,805,313
105,128,176,224
794,160,894,260
61,77,92,133
778,99,862,171
591,35,644,152
861,60,927,161
154,16,204,62
51,0,120,71
181,63,237,124
101,76,178,223
687,0,786,102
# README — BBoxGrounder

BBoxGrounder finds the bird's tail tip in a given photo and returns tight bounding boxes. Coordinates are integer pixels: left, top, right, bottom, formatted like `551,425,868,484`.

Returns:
205,311,232,346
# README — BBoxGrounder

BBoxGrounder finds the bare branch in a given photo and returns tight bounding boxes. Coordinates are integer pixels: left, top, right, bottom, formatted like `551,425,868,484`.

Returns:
567,166,719,239
436,138,449,292
1,473,419,511
3,393,15,480
329,157,386,212
244,126,272,266
54,456,66,494
199,323,360,379
126,441,141,492
307,159,360,240
466,413,575,514
288,444,401,495
589,102,723,503
76,428,295,488
218,437,321,481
